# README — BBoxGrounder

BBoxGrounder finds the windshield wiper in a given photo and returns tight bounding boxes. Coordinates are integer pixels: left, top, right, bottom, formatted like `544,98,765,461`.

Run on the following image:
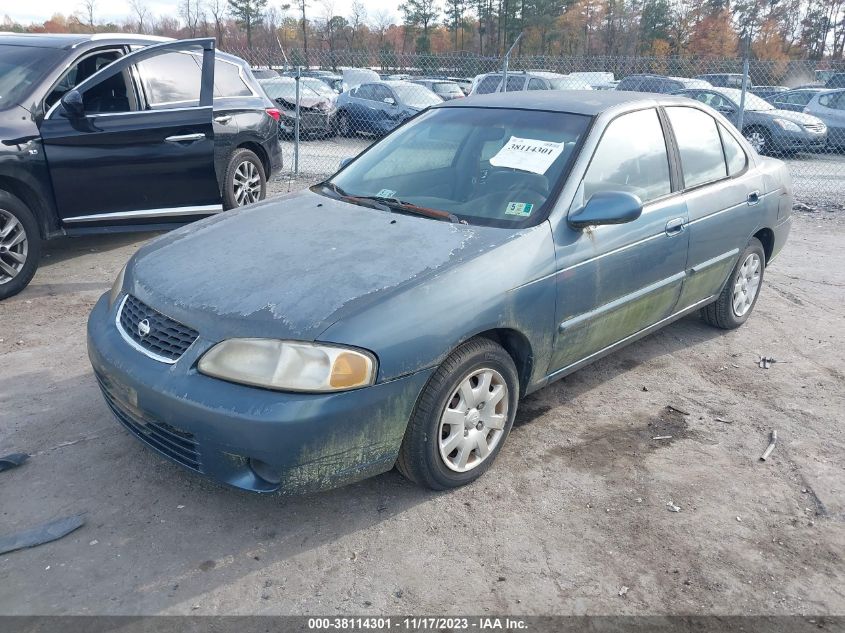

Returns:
360,196,465,224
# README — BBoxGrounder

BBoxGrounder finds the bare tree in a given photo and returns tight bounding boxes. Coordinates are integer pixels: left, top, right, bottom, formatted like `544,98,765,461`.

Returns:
180,0,205,37
371,8,394,48
128,0,150,33
299,0,310,56
80,0,97,29
208,0,227,45
348,0,366,49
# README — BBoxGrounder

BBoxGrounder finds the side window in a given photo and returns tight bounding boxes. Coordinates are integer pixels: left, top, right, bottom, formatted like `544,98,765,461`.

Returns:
528,78,546,90
719,124,747,176
372,84,393,102
662,80,681,93
137,52,202,106
355,84,375,100
506,76,525,91
476,76,502,94
582,108,671,204
666,107,727,187
215,60,252,97
46,49,124,109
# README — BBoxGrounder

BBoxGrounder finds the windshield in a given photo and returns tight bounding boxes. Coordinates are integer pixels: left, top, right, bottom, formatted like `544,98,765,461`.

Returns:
720,89,775,110
433,82,463,95
261,78,330,102
302,77,335,96
323,107,591,228
0,44,64,110
392,84,442,108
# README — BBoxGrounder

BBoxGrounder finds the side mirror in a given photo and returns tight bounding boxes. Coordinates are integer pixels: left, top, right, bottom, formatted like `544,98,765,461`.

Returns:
569,191,643,229
339,157,353,169
60,90,85,118
383,97,395,105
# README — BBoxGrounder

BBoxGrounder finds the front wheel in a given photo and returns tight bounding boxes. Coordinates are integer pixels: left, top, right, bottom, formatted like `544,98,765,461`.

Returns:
744,127,772,155
701,237,765,329
222,148,266,210
396,337,519,490
0,190,41,301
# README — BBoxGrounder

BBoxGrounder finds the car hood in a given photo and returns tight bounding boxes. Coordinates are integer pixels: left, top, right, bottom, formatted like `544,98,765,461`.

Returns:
128,190,517,342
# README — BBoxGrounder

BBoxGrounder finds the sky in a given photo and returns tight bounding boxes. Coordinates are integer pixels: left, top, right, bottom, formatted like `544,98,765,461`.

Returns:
4,0,397,27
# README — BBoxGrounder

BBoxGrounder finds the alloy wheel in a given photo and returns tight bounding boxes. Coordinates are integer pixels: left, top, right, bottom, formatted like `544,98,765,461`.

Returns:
732,252,762,317
746,130,766,154
0,208,28,285
232,161,261,206
438,368,509,473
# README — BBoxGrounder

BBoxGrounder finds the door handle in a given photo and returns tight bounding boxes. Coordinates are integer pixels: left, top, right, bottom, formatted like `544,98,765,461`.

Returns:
164,133,206,143
665,217,686,236
747,190,760,205
214,115,233,124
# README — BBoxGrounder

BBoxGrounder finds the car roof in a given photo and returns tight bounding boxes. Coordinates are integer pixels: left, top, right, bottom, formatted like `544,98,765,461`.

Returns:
0,32,170,49
439,90,689,115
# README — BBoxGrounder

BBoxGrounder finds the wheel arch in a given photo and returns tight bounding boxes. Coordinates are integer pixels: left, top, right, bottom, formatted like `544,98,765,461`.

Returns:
235,140,270,179
0,175,57,239
472,328,534,398
753,227,775,263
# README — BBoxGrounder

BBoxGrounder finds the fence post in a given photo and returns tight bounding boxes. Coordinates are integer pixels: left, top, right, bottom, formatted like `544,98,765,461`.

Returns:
501,33,522,93
294,65,301,177
737,34,751,134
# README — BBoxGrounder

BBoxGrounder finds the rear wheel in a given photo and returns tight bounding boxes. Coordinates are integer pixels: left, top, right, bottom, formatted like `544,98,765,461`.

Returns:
222,148,266,210
701,238,765,329
0,190,41,301
396,337,518,490
337,112,354,138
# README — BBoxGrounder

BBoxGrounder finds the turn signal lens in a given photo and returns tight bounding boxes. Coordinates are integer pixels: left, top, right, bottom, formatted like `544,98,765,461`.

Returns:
330,352,372,389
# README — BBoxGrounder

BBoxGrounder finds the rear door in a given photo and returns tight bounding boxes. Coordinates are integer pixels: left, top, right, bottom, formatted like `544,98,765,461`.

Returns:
39,39,219,225
665,106,763,309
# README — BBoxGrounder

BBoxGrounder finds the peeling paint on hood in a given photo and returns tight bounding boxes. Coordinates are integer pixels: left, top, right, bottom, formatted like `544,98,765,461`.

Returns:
129,189,516,341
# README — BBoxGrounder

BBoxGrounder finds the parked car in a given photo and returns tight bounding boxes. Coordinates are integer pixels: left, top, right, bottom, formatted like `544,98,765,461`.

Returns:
803,89,845,149
766,87,830,112
674,87,827,155
281,70,344,93
89,90,791,494
824,73,845,88
410,78,465,100
617,74,711,93
259,76,337,138
694,73,749,89
471,71,593,95
569,71,614,88
750,85,788,98
335,81,440,137
0,34,283,300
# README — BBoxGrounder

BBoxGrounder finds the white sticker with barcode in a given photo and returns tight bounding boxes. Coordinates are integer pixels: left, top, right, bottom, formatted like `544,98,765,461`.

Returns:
489,137,565,174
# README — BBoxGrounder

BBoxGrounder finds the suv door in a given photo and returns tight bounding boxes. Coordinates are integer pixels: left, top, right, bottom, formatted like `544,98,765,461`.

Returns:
664,106,763,310
549,107,689,374
38,39,219,224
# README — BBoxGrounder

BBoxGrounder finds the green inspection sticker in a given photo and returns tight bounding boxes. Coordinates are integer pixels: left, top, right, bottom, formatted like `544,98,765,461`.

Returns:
505,202,534,217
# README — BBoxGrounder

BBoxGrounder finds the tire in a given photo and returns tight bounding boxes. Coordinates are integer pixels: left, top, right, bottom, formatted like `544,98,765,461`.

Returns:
396,337,519,490
0,190,41,301
744,127,772,155
222,148,266,210
701,237,765,330
337,111,354,138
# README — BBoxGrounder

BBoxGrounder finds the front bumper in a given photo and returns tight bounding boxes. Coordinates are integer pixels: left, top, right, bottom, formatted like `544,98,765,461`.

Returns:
87,294,433,494
771,128,827,152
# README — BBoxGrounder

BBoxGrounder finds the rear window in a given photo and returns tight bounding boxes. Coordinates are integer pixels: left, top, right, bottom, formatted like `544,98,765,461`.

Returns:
215,60,252,97
666,107,727,187
475,76,501,94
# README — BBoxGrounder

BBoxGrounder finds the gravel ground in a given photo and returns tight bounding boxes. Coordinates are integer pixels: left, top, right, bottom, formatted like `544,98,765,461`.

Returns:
0,201,843,616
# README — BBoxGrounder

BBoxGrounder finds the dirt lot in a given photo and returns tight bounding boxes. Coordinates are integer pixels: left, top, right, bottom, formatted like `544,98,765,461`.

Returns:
0,198,843,616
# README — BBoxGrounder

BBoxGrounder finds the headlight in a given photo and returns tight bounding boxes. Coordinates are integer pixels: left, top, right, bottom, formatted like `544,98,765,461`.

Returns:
198,339,377,393
109,263,126,308
773,118,801,132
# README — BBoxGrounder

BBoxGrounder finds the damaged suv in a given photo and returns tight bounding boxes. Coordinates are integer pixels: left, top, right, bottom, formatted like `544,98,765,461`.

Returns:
0,34,282,300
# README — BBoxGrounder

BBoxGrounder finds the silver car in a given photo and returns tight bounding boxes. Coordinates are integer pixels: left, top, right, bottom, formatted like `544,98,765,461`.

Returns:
803,89,845,149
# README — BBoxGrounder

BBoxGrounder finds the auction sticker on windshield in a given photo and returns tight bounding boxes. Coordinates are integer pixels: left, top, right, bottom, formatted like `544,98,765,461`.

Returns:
505,202,534,217
489,137,565,174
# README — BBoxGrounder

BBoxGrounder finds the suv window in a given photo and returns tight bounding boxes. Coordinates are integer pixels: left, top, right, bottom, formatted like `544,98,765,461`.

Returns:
528,78,546,90
138,51,202,106
215,60,251,97
666,107,727,187
719,124,746,176
45,49,123,109
582,108,671,203
476,75,501,94
505,76,525,91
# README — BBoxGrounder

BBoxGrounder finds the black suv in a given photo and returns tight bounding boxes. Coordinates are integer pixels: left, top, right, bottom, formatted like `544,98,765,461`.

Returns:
0,34,283,299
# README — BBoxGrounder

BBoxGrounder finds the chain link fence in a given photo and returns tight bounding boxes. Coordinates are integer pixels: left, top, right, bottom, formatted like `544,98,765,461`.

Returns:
227,47,844,207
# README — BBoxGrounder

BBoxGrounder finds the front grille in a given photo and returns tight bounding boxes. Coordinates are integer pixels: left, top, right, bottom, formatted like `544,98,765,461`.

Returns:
96,373,202,472
118,295,198,363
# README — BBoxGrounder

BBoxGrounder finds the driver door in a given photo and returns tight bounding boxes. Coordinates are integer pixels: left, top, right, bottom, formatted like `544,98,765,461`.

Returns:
38,39,220,224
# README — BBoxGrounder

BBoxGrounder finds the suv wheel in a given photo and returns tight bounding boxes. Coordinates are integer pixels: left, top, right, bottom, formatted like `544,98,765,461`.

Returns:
0,190,41,301
223,148,266,210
